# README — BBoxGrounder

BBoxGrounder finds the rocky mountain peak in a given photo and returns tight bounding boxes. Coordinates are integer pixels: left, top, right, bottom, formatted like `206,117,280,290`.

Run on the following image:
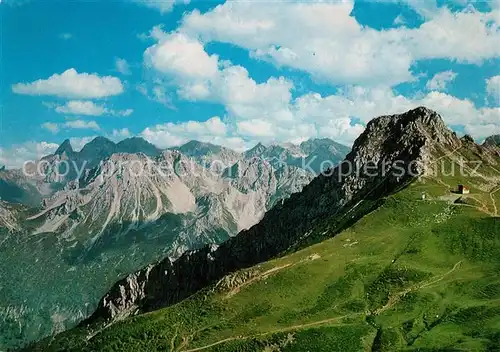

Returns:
222,157,273,181
461,135,475,144
483,135,500,147
244,142,268,158
79,136,116,159
350,107,459,173
87,136,115,146
178,140,220,155
116,137,161,157
158,148,182,160
174,140,242,170
300,137,345,153
54,139,74,156
81,152,153,184
361,107,450,141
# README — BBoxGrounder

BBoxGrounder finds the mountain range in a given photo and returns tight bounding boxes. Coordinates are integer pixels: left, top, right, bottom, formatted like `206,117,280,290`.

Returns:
23,107,500,352
0,137,348,349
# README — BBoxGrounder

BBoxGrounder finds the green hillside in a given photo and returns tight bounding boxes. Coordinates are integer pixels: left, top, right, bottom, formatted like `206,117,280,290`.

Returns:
27,146,500,351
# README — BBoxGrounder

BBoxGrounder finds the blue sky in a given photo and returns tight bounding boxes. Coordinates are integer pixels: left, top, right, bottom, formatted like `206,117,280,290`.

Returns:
1,0,499,167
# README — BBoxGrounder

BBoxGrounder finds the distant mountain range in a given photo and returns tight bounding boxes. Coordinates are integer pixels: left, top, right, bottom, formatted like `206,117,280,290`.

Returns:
0,137,349,349
0,137,347,206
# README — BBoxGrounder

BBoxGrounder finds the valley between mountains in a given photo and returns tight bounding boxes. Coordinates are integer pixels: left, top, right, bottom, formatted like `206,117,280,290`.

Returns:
4,107,500,351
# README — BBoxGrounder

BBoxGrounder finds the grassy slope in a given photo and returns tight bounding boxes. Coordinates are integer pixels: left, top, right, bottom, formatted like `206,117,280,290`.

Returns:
30,171,500,351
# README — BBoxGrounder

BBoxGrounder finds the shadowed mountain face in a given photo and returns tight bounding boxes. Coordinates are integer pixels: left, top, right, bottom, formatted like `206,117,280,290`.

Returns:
75,136,162,168
483,135,500,147
116,137,163,157
54,139,74,156
171,140,242,170
0,137,348,350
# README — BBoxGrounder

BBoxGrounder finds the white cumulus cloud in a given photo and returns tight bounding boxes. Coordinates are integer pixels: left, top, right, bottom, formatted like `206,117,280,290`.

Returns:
144,30,295,122
12,68,124,99
144,32,219,82
143,26,499,146
426,71,458,91
112,128,132,139
236,119,275,138
179,1,500,86
63,120,100,130
0,142,59,169
51,100,133,117
41,120,101,133
486,75,500,100
464,123,500,140
55,101,107,116
141,116,231,148
133,0,190,14
115,58,131,75
41,122,60,134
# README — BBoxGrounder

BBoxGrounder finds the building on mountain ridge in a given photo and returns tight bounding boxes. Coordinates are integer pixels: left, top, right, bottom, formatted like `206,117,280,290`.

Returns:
457,184,470,194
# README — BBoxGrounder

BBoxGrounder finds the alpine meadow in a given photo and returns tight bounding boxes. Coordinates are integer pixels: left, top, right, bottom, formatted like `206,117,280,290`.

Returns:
1,1,500,351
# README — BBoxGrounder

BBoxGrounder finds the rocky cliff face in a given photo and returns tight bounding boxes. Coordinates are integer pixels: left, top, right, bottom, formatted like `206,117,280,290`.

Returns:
54,139,74,157
0,201,21,232
2,135,347,246
26,150,314,246
0,168,45,206
85,107,462,325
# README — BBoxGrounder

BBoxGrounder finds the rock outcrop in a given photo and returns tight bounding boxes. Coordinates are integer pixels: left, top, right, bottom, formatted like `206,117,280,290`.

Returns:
0,201,21,231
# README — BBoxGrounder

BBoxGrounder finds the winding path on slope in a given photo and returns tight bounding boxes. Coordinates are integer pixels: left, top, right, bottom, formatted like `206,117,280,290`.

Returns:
179,313,361,352
489,185,500,217
177,261,463,352
372,260,463,316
